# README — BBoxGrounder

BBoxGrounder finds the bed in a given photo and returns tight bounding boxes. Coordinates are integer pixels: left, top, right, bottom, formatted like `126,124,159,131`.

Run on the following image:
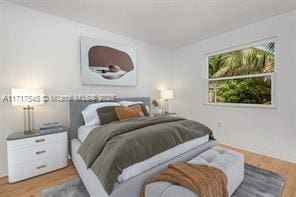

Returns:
68,97,218,197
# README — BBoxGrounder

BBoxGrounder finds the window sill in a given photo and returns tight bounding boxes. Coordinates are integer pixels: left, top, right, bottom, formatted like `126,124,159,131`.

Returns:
204,102,277,109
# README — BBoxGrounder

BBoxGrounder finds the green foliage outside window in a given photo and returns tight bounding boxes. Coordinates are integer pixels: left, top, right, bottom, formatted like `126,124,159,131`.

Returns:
208,42,275,105
209,77,271,104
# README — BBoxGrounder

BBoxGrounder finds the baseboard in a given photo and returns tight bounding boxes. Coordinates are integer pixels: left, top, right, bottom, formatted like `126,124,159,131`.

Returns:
220,142,296,164
0,169,8,178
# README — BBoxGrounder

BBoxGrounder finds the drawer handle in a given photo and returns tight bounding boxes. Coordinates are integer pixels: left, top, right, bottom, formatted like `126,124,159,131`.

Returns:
35,139,45,143
36,150,46,155
36,164,47,169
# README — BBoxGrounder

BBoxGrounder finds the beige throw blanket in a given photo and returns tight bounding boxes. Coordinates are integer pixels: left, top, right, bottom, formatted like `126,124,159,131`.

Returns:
141,163,228,197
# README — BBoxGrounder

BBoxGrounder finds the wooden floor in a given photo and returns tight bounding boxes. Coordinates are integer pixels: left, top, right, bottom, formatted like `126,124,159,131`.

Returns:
0,162,78,197
0,145,295,197
221,145,296,197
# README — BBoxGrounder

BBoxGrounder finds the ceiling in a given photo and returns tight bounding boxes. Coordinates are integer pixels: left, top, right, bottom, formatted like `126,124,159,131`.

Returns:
6,0,296,49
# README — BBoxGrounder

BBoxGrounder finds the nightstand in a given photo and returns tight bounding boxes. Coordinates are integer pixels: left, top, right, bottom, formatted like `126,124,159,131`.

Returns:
6,129,68,183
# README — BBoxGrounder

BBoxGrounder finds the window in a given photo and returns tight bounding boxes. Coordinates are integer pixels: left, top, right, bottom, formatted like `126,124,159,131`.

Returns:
205,39,275,107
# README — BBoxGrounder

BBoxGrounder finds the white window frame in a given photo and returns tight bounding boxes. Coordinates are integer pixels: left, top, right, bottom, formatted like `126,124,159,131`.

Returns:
204,37,277,109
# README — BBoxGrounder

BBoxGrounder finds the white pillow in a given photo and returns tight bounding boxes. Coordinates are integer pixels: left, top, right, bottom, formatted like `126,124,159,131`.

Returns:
119,101,150,113
119,101,143,107
81,102,120,126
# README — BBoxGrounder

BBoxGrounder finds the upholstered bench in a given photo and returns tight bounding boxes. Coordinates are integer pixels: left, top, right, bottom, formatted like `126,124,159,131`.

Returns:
145,146,244,197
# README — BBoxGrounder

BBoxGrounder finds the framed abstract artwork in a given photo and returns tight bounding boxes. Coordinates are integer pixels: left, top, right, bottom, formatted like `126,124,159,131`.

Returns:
80,36,137,86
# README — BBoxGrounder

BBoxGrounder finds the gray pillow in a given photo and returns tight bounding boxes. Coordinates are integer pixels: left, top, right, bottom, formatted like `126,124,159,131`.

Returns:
96,106,119,125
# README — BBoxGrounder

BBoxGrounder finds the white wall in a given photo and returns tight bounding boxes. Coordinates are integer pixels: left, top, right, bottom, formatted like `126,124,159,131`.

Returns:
0,0,6,177
0,0,295,178
293,11,296,150
0,1,173,177
172,11,296,162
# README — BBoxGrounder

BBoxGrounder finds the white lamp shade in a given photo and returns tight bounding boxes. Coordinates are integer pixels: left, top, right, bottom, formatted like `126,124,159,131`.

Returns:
161,90,174,100
11,89,44,106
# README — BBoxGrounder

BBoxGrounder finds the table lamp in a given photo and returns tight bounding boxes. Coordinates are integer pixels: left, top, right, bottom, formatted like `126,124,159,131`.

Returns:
161,90,174,114
11,89,44,134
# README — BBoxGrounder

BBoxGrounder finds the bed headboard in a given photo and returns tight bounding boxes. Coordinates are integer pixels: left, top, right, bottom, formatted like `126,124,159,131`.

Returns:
68,97,150,141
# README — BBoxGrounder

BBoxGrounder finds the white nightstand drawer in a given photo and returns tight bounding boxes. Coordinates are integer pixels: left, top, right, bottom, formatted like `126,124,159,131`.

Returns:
8,154,68,183
7,132,67,150
8,139,68,165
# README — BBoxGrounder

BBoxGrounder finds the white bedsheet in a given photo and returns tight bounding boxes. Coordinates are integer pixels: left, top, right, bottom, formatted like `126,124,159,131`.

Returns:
77,126,209,183
77,125,100,142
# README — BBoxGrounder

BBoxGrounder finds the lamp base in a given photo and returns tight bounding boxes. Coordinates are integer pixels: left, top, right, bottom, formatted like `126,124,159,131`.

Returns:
24,129,36,135
164,99,170,114
23,106,35,134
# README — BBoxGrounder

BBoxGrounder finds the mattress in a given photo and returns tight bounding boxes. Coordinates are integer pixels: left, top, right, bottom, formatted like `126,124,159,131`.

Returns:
77,125,209,183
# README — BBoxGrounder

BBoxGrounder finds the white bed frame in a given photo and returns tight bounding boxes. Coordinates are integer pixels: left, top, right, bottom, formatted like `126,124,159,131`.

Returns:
68,98,218,197
71,138,217,197
71,139,108,197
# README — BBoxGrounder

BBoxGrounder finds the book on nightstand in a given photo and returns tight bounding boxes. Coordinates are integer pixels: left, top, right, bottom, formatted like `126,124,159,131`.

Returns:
40,122,64,133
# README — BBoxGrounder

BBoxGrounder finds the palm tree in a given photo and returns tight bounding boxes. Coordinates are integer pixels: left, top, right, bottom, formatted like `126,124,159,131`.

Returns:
208,54,222,76
209,43,275,78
